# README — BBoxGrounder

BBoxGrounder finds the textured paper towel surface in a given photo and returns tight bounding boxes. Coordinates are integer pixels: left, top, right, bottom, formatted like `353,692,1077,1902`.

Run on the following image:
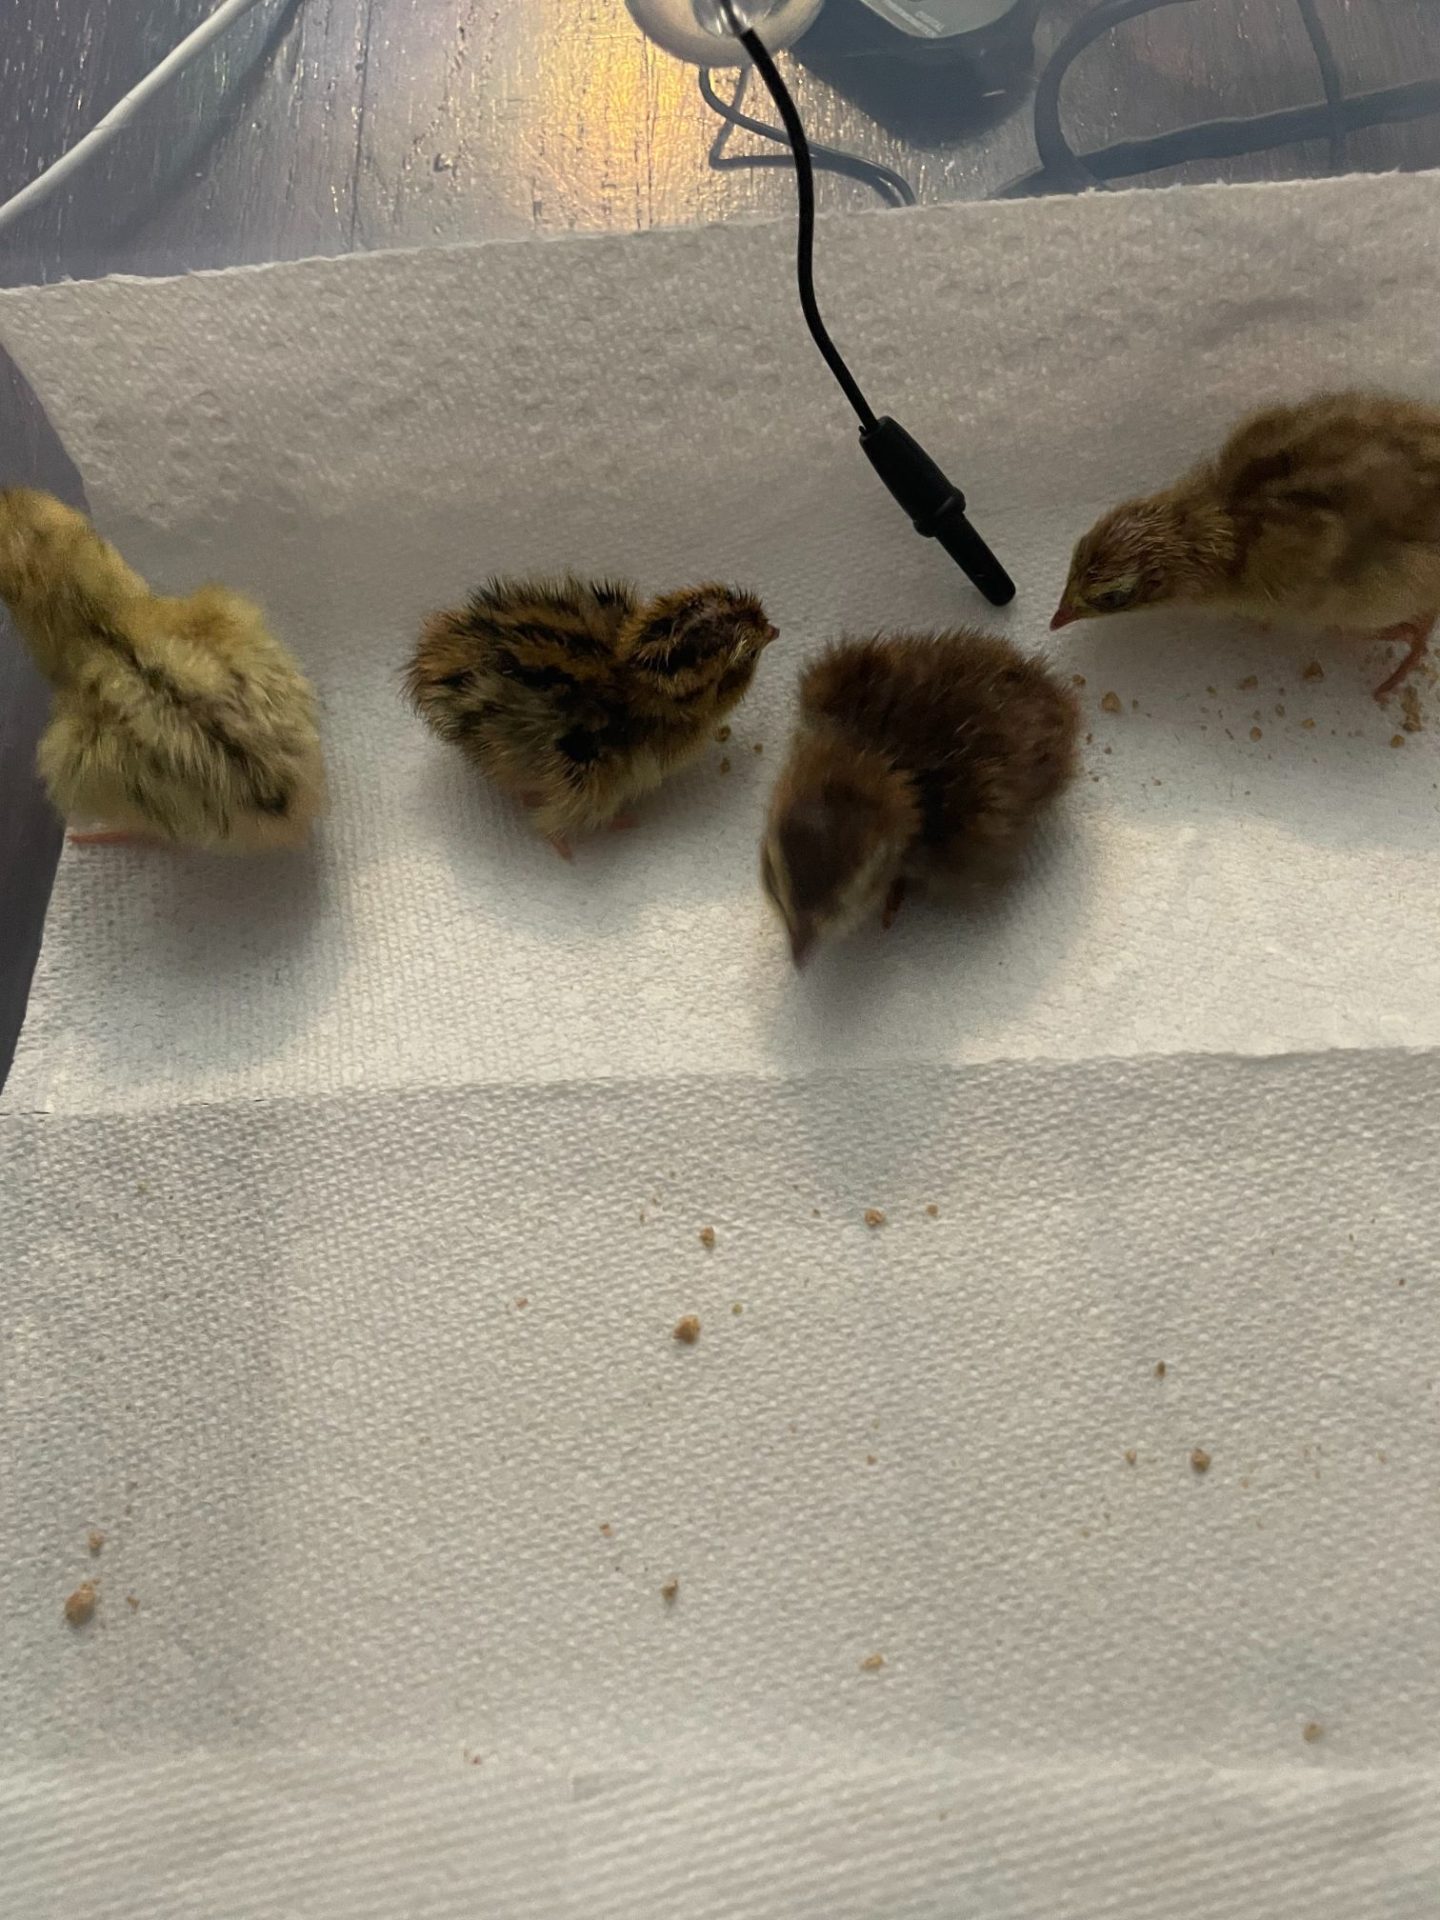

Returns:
3,176,1439,1916
4,174,1440,1112
4,1053,1440,1913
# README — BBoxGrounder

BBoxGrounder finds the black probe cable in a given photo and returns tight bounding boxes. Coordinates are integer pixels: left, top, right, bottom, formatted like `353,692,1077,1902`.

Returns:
731,17,1016,606
699,67,917,209
1031,0,1372,192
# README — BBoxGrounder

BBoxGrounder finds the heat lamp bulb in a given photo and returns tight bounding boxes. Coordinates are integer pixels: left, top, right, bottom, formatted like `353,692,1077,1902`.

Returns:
625,0,824,66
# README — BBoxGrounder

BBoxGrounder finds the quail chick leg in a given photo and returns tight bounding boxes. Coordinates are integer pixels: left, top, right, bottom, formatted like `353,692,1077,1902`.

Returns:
67,828,161,848
880,876,907,931
1371,613,1435,701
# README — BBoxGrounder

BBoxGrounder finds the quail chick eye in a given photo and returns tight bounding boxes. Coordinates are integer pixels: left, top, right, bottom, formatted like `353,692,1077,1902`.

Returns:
1091,582,1137,612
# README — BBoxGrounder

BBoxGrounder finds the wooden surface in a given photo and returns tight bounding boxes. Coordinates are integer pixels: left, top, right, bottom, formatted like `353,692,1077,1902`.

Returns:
2,0,1439,286
1,0,1438,1084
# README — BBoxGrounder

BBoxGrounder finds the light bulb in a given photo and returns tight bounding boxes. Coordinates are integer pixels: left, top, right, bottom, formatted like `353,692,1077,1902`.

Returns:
624,0,824,67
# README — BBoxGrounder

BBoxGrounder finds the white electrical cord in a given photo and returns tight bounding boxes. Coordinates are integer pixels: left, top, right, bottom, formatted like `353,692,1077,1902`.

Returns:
0,0,279,240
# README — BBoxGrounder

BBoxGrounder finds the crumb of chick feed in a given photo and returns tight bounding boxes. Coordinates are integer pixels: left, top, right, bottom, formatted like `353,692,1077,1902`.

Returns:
64,1581,98,1627
718,756,731,775
87,1529,105,1555
864,1208,886,1229
1303,1721,1323,1744
698,1226,716,1250
925,1204,939,1218
1301,717,1316,730
859,1653,886,1673
1100,691,1122,714
125,1594,139,1610
1071,674,1086,688
1154,1361,1167,1379
753,741,763,755
661,1579,679,1603
673,1314,701,1345
1190,1448,1212,1474
1238,674,1259,690
1302,661,1324,681
1124,1449,1137,1466
1249,726,1263,742
1401,686,1424,732
715,725,731,742
1390,734,1406,749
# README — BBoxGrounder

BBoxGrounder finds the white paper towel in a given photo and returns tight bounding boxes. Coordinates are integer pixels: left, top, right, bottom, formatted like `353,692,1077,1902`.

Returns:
2,175,1438,1916
4,174,1440,1112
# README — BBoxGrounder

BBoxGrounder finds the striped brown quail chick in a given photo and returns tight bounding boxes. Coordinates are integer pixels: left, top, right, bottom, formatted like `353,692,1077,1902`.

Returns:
1053,390,1440,699
0,488,325,850
406,574,776,854
762,628,1078,964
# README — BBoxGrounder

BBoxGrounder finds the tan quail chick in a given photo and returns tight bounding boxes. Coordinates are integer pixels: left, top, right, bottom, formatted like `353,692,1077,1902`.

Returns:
406,574,775,855
0,488,325,849
762,629,1078,965
1053,390,1440,698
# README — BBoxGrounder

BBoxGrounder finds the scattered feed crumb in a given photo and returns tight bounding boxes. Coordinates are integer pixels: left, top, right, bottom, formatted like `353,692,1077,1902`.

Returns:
752,742,763,755
87,1530,105,1556
1390,734,1406,748
860,1653,886,1673
1273,704,1285,718
715,725,732,742
1401,686,1424,732
64,1581,97,1627
1154,1361,1167,1380
925,1204,939,1219
1303,1722,1323,1744
1302,661,1324,681
1124,1449,1137,1467
1103,745,1112,755
125,1594,139,1610
1072,674,1087,688
1249,726,1263,742
1100,691,1122,714
673,1314,701,1346
1084,732,1093,745
718,756,731,775
866,1454,877,1466
515,1296,529,1310
599,1523,613,1538
732,1302,743,1316
1190,1448,1212,1475
661,1579,679,1604
699,1226,716,1250
1238,674,1259,690
1301,717,1316,730
864,1208,886,1229
1206,684,1218,696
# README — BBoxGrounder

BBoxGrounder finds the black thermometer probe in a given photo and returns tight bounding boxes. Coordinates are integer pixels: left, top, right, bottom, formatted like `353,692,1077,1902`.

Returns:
720,2,1015,606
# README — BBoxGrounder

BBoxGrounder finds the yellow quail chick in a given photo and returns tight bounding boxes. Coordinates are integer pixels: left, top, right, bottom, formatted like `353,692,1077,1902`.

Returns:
1053,390,1440,698
762,629,1077,965
0,489,324,849
406,574,776,855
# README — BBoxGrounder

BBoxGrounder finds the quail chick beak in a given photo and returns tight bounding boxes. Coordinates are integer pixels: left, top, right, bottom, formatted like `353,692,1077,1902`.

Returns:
1050,601,1079,630
789,920,817,969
